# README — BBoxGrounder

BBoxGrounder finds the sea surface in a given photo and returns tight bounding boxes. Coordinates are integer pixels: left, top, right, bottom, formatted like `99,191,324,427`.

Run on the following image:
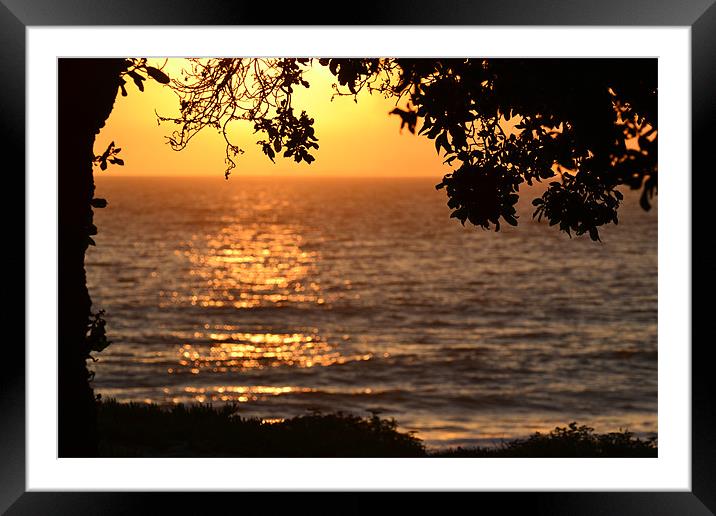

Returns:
87,176,658,448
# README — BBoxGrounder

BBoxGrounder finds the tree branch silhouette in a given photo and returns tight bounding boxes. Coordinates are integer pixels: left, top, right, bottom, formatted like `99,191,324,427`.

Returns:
157,58,320,178
158,58,657,241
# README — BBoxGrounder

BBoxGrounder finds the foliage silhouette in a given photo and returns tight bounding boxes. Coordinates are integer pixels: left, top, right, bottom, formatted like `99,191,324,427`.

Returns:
159,58,657,241
98,400,425,457
97,401,656,458
58,57,657,456
431,421,658,458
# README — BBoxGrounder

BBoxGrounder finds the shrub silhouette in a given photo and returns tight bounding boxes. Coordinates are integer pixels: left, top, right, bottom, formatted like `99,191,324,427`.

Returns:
431,422,657,458
98,400,425,458
98,401,656,458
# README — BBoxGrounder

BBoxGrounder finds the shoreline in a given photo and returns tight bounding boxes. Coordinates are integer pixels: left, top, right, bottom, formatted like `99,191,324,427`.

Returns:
94,394,658,450
96,400,657,458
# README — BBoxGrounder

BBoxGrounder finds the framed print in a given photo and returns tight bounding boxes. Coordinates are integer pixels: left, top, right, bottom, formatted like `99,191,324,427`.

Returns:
4,0,714,514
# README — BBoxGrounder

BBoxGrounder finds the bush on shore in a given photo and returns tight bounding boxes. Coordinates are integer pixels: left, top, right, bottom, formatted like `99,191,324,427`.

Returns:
98,399,424,457
430,421,658,457
97,400,657,458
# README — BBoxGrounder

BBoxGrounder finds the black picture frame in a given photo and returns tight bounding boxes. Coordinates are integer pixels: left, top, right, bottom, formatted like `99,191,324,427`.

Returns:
3,1,712,514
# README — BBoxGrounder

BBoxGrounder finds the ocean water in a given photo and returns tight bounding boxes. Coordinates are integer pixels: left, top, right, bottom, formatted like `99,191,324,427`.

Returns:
87,176,658,448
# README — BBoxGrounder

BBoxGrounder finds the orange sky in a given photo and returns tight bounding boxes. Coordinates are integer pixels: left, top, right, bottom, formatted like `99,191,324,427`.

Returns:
95,59,450,178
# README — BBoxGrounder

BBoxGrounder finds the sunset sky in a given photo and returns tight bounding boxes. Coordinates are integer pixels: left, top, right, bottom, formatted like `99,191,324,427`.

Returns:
95,58,449,178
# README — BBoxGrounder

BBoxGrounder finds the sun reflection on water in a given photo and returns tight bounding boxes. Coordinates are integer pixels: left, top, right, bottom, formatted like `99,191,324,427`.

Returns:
172,331,371,373
160,223,327,309
182,385,315,403
159,221,373,373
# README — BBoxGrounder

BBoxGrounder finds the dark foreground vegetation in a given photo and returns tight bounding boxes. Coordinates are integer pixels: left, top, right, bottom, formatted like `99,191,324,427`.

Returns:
97,400,657,458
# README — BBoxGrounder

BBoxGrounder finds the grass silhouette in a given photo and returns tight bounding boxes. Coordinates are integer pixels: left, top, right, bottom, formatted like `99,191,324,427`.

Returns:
97,400,657,458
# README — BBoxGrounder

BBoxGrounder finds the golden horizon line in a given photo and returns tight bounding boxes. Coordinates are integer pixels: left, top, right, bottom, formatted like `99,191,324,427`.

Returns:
94,173,445,179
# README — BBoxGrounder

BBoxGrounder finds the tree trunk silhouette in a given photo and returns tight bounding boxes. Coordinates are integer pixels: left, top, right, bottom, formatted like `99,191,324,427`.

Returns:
58,59,127,457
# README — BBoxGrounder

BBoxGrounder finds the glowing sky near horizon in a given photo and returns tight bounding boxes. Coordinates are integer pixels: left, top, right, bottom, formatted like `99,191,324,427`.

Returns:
94,58,450,179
